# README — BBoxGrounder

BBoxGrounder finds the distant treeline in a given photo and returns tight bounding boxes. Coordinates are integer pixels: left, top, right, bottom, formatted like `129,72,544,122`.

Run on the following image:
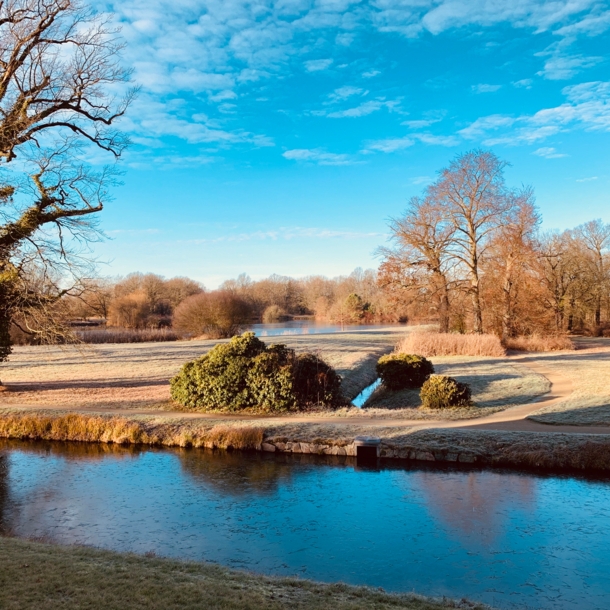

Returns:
17,268,408,342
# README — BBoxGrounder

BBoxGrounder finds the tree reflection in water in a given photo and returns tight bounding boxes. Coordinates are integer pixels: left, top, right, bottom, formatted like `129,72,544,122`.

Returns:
407,468,536,546
179,449,351,497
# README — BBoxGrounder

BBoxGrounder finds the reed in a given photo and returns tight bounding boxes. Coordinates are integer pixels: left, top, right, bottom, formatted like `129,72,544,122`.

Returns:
396,331,506,357
0,413,263,450
75,328,183,344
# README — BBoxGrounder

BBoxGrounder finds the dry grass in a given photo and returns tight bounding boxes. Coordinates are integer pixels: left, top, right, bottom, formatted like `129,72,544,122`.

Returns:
0,328,406,410
397,332,506,358
0,537,488,610
503,335,575,352
0,413,264,449
75,328,183,343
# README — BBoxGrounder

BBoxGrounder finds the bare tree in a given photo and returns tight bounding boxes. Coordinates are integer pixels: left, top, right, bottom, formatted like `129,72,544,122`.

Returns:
0,0,133,361
574,219,610,326
486,187,540,339
429,150,512,333
538,231,583,331
380,196,455,332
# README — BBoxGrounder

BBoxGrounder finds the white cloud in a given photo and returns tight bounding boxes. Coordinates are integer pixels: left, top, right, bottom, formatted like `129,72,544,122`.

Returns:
537,53,602,80
533,147,568,158
362,69,381,78
459,114,517,139
325,98,401,118
402,119,439,128
472,83,502,93
328,86,365,102
304,58,334,72
576,176,599,182
282,148,354,165
361,136,414,153
513,78,533,88
413,133,459,146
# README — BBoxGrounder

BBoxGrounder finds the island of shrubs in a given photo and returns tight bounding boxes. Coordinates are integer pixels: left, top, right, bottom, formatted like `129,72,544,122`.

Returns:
170,332,343,413
376,353,472,409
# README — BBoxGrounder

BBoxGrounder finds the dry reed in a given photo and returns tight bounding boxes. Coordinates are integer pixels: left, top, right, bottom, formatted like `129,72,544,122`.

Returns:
75,328,183,344
503,335,575,352
396,331,506,357
0,413,263,450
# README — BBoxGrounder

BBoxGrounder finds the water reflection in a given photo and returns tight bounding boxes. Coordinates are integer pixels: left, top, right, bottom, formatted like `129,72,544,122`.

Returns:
410,470,536,546
0,440,609,610
179,450,298,496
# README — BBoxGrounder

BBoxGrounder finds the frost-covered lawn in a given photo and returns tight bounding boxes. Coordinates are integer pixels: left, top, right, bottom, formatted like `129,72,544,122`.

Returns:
526,338,610,426
0,329,406,410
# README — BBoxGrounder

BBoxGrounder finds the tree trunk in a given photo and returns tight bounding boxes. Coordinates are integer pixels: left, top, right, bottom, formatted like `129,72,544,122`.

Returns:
438,286,450,333
595,297,601,326
470,274,483,333
501,258,514,340
433,270,450,333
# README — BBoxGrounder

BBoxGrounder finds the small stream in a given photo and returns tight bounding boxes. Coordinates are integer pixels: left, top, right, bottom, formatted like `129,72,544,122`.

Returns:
351,378,381,407
1,440,609,610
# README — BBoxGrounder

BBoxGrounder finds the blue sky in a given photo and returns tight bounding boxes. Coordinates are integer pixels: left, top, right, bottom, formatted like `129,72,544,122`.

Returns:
94,0,610,287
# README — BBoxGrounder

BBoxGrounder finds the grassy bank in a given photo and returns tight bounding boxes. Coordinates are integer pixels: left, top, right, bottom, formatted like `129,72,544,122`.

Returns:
0,537,487,610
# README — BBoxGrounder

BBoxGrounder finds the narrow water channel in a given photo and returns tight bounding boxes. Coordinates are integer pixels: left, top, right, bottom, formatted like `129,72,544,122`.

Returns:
1,440,608,610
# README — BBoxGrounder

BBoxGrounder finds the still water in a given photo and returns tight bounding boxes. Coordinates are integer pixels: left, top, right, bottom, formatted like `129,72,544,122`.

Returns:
248,321,401,336
0,440,608,610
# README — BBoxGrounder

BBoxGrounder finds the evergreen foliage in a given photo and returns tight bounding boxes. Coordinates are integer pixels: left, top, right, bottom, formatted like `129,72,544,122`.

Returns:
170,332,342,413
376,353,434,390
420,375,472,409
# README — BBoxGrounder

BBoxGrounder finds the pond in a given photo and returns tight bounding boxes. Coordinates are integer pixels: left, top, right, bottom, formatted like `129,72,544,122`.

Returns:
0,440,609,610
247,321,402,336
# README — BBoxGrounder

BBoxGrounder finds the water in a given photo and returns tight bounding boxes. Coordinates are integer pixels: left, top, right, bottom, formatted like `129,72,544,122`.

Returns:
1,440,609,610
351,378,381,407
247,321,401,336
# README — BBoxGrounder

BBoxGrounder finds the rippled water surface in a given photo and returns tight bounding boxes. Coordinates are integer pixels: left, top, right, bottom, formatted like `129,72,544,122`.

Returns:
1,440,609,610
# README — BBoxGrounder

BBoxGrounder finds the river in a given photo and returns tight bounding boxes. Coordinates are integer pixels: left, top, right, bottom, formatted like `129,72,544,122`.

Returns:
0,440,608,609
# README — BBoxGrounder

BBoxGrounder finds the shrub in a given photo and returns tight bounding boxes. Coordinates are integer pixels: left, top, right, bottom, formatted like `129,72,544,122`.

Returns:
261,304,287,323
376,353,434,390
173,290,252,339
292,353,342,405
420,375,472,409
170,332,342,413
397,331,506,357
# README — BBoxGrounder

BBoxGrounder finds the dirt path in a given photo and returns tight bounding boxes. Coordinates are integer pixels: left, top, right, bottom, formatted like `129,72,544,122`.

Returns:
6,353,610,436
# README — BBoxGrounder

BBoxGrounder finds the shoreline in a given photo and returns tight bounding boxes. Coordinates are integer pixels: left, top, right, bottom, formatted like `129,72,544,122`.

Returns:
0,536,491,610
1,410,610,474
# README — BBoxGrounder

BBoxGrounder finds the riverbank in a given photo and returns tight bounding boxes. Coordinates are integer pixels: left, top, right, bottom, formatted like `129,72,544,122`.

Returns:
1,411,610,473
0,536,488,610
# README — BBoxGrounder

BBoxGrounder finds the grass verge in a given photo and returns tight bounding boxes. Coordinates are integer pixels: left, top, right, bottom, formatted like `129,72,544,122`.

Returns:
0,536,488,610
0,413,264,450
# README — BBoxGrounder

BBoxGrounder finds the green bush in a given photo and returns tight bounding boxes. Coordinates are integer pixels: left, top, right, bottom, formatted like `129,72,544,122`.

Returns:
420,375,472,409
376,353,434,390
170,332,342,413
